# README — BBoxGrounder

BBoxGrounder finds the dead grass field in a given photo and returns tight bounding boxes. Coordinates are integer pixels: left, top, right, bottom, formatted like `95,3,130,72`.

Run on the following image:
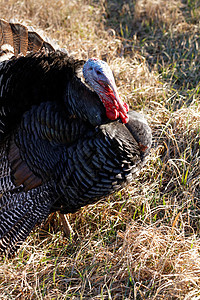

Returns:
0,0,200,299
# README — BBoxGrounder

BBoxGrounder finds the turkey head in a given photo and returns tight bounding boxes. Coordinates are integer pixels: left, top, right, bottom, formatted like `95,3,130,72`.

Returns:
83,58,129,123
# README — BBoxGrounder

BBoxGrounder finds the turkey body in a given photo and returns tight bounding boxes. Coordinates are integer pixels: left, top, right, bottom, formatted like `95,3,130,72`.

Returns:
0,20,152,256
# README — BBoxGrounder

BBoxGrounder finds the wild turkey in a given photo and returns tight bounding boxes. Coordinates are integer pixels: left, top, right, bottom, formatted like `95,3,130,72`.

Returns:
0,19,152,256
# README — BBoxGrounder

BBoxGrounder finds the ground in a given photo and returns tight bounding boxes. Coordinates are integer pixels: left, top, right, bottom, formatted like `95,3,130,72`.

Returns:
0,0,200,299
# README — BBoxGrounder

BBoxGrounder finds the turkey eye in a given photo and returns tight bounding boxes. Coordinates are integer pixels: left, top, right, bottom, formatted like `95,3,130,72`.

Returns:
96,70,102,75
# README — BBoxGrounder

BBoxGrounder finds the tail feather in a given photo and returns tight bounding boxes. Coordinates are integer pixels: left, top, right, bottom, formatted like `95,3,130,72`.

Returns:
27,30,44,52
9,22,28,56
0,19,13,48
0,19,55,61
27,31,55,53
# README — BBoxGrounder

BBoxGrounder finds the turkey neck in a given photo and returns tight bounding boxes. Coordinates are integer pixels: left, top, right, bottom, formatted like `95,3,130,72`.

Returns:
66,76,107,126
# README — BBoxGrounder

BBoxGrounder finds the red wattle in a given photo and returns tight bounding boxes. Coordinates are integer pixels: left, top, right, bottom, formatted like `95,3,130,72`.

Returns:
119,111,129,123
100,84,129,123
123,102,129,113
106,107,119,120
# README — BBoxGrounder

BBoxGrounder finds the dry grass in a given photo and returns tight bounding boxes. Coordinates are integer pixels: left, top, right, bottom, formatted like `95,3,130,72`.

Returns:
0,0,200,299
